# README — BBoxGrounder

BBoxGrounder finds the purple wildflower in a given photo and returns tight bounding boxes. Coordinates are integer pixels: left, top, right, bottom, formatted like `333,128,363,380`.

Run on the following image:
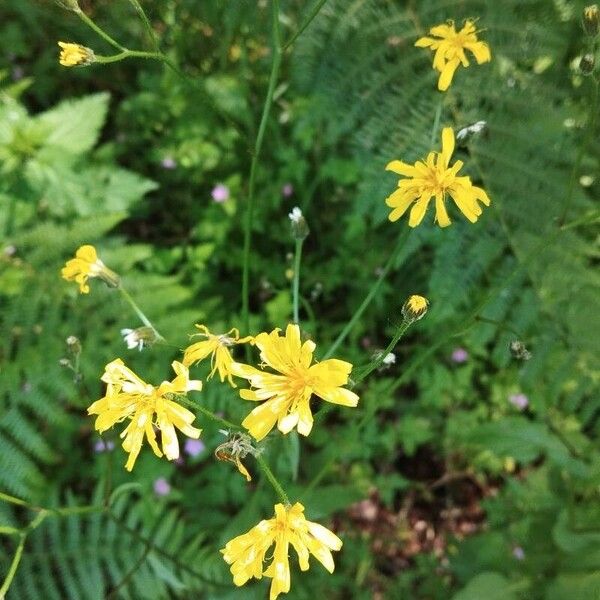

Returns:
509,393,529,410
184,438,206,457
282,183,294,197
161,156,177,170
211,184,230,203
451,348,469,363
153,477,171,497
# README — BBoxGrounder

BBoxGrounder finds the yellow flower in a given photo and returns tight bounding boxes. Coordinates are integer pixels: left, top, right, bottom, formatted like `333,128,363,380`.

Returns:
88,359,202,471
415,20,491,91
402,295,429,322
182,325,253,386
231,324,358,441
58,41,95,67
221,502,342,600
385,127,490,228
61,244,120,294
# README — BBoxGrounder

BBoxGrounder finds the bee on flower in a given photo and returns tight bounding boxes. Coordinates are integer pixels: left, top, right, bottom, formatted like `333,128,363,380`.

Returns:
182,325,253,387
415,20,491,91
231,324,359,441
61,245,119,293
87,359,202,471
385,127,490,227
221,502,343,600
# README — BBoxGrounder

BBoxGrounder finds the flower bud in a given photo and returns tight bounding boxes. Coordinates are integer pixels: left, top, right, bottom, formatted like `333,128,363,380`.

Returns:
288,207,310,240
583,5,600,36
402,295,429,323
58,42,96,67
66,335,82,355
579,53,595,76
121,326,160,351
456,120,487,144
215,432,255,482
509,340,531,361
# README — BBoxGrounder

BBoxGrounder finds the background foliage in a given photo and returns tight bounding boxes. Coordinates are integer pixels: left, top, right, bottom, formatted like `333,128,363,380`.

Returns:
1,0,599,598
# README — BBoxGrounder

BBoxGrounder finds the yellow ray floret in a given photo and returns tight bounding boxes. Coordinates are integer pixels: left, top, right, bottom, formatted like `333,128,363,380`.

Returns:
61,244,119,293
58,41,95,67
385,127,490,228
231,324,358,441
88,359,202,471
182,325,253,386
415,20,491,91
221,502,343,600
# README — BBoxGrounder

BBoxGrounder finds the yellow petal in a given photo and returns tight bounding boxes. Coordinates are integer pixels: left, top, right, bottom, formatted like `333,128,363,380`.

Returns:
438,57,460,91
441,127,455,167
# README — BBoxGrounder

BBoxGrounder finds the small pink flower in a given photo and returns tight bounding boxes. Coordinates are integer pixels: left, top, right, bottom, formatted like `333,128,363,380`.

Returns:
94,439,115,453
153,477,171,497
509,393,529,410
184,438,205,457
211,184,230,203
451,348,469,363
282,183,294,197
161,156,177,169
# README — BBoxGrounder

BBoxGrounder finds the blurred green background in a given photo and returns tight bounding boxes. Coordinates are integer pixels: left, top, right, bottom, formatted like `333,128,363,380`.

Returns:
0,0,599,598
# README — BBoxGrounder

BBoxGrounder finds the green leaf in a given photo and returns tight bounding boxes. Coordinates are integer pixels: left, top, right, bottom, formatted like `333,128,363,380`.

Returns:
36,92,110,154
452,573,519,600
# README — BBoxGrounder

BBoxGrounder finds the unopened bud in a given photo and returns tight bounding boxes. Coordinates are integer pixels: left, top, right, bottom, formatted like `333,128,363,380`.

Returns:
58,42,95,67
59,358,71,367
121,326,159,351
583,5,600,36
509,340,532,361
402,295,429,323
456,120,487,144
66,335,81,355
579,53,595,75
288,207,309,240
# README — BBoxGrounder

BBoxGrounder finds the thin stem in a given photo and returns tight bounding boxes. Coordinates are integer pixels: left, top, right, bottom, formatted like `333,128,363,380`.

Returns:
126,0,161,52
559,76,599,225
292,238,304,324
0,491,31,508
475,314,522,338
242,0,282,338
118,285,161,338
76,10,126,52
282,0,329,50
354,321,411,383
174,394,242,431
0,534,25,597
430,97,443,146
324,228,410,359
255,454,289,504
95,50,163,63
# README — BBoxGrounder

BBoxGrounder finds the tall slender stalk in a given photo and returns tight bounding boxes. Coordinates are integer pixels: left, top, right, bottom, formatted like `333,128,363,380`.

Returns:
241,0,282,337
292,238,304,324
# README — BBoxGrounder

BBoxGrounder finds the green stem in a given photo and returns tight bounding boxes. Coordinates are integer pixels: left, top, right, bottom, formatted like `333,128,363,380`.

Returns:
430,97,443,145
76,10,126,52
95,50,163,63
255,454,290,504
324,228,410,359
292,238,304,324
118,285,162,338
174,394,242,431
0,491,30,508
559,76,599,225
126,0,161,52
354,320,412,383
282,0,329,50
475,315,522,338
242,0,282,338
0,534,25,597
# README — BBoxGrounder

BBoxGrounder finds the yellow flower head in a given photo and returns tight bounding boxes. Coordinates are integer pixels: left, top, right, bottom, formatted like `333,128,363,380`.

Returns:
58,41,95,67
415,20,491,91
221,502,343,600
182,325,253,387
231,324,359,441
385,127,491,228
87,359,202,471
402,294,429,322
61,244,119,294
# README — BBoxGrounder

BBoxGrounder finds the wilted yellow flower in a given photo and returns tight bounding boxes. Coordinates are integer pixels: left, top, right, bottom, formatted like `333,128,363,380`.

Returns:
231,324,358,441
88,359,202,471
58,41,95,67
221,502,342,600
415,20,491,91
402,295,429,322
182,325,253,386
215,433,254,482
385,127,490,227
61,244,119,293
